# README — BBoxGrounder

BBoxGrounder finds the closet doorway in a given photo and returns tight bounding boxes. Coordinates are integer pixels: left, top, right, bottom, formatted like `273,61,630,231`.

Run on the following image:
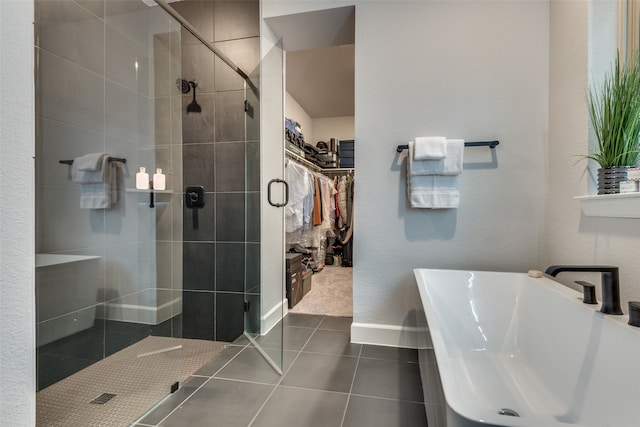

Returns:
268,6,355,318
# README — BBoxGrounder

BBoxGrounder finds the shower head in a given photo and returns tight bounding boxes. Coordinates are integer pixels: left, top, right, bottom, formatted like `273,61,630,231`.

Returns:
176,78,193,94
180,80,201,114
187,98,202,113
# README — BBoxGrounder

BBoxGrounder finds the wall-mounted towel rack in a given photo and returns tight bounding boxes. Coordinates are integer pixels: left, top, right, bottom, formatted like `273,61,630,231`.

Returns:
396,140,499,153
59,157,127,165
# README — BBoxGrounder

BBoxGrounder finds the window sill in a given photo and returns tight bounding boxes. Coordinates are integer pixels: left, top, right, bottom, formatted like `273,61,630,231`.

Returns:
575,193,640,218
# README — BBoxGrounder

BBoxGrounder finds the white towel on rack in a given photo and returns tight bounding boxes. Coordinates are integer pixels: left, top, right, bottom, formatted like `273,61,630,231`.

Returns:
71,153,119,209
406,140,463,209
408,139,464,176
413,136,446,160
406,174,460,208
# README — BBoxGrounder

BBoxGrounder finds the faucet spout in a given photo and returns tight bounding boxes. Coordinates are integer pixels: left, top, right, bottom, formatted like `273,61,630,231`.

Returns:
544,265,623,315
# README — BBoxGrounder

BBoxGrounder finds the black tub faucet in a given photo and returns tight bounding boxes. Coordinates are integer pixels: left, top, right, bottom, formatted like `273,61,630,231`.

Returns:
545,265,624,315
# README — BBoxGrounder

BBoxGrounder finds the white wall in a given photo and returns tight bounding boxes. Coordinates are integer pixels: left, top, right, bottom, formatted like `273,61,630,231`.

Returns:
285,91,313,140
312,116,354,143
285,94,354,144
543,1,640,307
0,0,36,424
265,0,550,346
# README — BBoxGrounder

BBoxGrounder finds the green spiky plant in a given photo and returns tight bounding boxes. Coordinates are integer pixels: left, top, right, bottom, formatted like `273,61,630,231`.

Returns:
587,51,640,168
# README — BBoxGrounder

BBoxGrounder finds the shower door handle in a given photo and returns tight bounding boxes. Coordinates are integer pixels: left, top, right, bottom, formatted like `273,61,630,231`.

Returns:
267,178,289,207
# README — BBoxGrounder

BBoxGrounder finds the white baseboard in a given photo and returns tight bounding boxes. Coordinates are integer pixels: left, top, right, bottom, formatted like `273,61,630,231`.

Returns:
350,322,428,349
262,298,287,335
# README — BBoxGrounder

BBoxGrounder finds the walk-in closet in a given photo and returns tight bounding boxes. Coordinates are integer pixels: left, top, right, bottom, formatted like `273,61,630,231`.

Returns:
280,19,356,317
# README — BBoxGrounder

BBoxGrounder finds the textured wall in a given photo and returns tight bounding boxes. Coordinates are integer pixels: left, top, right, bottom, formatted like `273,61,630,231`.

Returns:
264,0,550,342
0,0,36,424
353,1,549,331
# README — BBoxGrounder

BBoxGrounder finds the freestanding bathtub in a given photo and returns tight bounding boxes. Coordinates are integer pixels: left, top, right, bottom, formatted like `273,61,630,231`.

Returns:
414,268,640,427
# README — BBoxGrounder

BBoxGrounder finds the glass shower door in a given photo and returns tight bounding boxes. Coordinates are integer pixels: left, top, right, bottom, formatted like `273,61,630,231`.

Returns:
34,0,184,425
243,40,285,373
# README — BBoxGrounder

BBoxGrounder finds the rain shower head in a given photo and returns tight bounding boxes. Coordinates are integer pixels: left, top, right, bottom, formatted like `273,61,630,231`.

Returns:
177,79,202,114
176,78,193,94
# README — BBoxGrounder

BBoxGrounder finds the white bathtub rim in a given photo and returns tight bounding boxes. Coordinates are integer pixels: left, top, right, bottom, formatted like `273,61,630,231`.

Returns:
414,268,640,427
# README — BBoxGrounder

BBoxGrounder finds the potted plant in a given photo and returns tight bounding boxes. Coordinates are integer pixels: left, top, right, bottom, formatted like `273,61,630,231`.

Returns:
587,51,640,194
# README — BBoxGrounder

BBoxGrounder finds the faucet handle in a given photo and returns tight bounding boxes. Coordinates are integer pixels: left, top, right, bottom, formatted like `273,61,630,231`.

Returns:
629,302,640,327
575,281,598,304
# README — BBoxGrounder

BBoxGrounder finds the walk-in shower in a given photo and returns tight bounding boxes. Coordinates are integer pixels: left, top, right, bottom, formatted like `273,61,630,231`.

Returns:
34,0,273,424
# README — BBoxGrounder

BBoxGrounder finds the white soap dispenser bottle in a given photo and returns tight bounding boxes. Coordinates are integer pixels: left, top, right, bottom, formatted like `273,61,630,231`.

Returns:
153,168,166,190
136,167,149,189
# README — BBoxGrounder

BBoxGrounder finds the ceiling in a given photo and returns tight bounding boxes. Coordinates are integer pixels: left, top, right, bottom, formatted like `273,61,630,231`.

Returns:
286,45,354,118
265,6,355,119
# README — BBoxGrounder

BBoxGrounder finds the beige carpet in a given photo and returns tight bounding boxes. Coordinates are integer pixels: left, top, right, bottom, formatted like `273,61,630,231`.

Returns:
290,265,353,317
36,336,228,427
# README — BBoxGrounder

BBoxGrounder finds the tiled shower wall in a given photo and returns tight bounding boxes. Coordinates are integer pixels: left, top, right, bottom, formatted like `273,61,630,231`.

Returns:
171,0,260,342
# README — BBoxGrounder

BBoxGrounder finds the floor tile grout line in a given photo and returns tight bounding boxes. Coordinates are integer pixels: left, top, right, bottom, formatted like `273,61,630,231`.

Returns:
339,343,363,427
297,349,360,358
246,315,326,427
273,384,350,396
348,392,426,405
150,343,250,426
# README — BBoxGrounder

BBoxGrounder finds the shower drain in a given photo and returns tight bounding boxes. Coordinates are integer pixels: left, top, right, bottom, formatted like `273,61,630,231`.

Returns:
89,393,117,405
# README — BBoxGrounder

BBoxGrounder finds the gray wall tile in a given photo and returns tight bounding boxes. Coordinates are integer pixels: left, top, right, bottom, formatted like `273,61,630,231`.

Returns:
183,242,215,291
38,49,105,134
215,142,245,191
215,193,245,241
36,0,105,74
214,0,259,42
180,44,215,94
170,0,214,44
105,81,151,143
214,37,259,91
74,0,105,18
181,93,215,143
215,242,245,292
215,293,244,341
106,25,150,96
214,90,245,142
181,290,214,340
183,143,215,190
37,117,105,188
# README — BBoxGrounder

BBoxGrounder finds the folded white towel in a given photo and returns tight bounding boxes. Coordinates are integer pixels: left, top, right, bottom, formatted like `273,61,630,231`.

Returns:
71,153,108,183
70,153,120,209
408,139,464,176
409,189,460,209
406,174,460,208
74,153,105,171
413,136,446,160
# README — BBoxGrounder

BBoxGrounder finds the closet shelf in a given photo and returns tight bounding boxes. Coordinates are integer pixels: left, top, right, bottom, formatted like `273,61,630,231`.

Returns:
575,193,640,218
285,147,354,173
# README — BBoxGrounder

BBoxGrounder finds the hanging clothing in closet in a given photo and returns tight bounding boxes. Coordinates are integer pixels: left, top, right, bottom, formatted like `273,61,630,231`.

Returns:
285,160,335,247
333,174,354,267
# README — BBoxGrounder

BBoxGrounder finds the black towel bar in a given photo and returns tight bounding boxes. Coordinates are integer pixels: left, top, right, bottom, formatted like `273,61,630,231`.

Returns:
396,140,499,153
59,157,127,165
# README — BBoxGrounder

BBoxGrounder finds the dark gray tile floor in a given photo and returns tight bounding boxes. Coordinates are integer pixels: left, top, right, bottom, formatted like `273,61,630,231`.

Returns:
135,314,428,427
